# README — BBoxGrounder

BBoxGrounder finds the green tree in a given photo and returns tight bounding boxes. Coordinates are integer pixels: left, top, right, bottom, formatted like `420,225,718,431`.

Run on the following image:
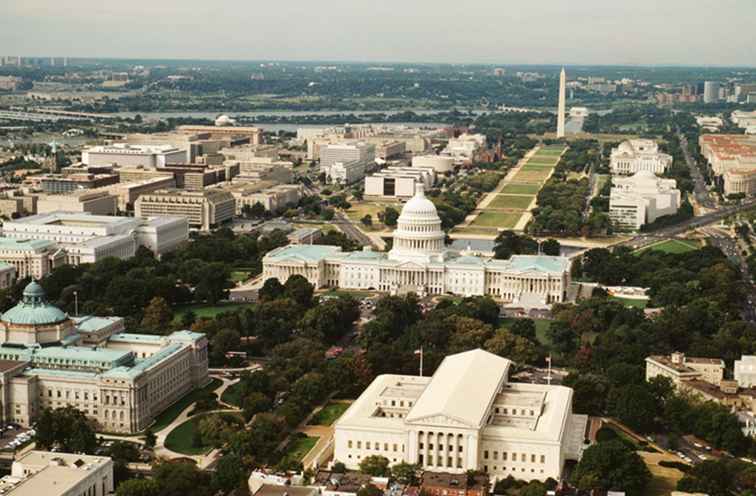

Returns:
361,214,372,227
283,274,314,308
359,455,390,476
607,384,658,433
212,453,247,493
153,461,213,496
541,238,561,256
140,296,173,333
34,406,97,454
383,207,399,226
390,462,420,484
571,440,651,496
115,479,162,496
144,429,156,449
259,278,285,301
484,330,538,365
242,392,273,421
356,485,383,496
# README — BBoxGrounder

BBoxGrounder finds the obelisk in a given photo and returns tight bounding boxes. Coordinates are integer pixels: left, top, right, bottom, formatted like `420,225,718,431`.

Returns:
557,67,566,138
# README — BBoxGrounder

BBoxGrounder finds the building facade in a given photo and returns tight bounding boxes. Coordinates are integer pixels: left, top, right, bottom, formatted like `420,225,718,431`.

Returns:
1,212,188,264
412,155,455,174
321,160,368,186
645,352,725,386
263,186,571,305
0,282,208,434
334,349,587,482
735,356,756,388
364,167,435,200
82,144,187,168
609,140,673,175
609,170,681,231
135,189,235,231
320,142,376,169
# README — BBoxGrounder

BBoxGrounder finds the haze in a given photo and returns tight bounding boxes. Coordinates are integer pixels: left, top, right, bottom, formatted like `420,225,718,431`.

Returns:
3,0,756,66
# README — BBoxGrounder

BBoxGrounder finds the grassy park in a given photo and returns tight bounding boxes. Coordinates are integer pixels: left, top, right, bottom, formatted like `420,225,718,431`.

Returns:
173,302,256,323
470,211,521,229
151,378,222,432
308,402,351,426
500,184,541,195
164,415,214,455
488,194,535,210
636,239,701,255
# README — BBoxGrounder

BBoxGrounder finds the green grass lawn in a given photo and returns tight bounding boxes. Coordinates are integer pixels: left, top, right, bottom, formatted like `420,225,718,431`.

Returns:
164,415,213,455
173,303,256,323
280,436,319,464
164,412,243,456
471,212,522,228
501,318,552,346
500,184,541,195
525,157,559,165
308,402,350,426
231,271,251,283
521,164,556,171
220,382,243,407
488,194,535,210
636,239,701,255
609,296,649,309
151,378,222,433
513,169,552,183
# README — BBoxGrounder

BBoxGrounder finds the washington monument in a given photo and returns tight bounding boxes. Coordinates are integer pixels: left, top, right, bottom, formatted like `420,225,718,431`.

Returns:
556,67,566,138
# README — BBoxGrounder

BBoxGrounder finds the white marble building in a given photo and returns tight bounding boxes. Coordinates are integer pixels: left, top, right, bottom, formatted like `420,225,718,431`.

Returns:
263,186,571,305
610,139,673,175
609,171,681,231
334,349,588,482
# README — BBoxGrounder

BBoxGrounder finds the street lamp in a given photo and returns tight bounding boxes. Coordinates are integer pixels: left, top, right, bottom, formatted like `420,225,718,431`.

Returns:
73,291,78,317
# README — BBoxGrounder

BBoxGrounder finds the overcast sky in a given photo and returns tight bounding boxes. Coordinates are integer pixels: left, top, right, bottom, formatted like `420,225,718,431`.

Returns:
3,0,755,66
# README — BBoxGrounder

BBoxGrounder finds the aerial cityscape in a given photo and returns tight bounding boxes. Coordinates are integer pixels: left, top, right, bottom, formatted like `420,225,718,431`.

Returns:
0,1,755,496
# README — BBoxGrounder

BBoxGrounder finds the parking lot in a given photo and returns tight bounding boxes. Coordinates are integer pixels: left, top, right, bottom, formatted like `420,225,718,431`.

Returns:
0,424,34,451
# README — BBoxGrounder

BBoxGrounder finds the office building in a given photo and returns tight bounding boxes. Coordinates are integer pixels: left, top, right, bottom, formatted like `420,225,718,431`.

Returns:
1,212,188,264
735,356,756,388
609,140,673,175
645,352,725,386
375,140,406,160
364,167,435,199
609,171,680,231
703,81,721,103
321,160,367,185
0,194,37,218
320,142,376,169
36,190,118,216
0,281,208,433
699,134,756,195
105,175,176,211
264,186,571,305
225,183,303,214
0,238,65,279
557,68,566,138
0,450,113,496
135,189,235,231
82,144,187,168
443,134,487,164
412,155,455,173
37,174,119,194
333,349,587,482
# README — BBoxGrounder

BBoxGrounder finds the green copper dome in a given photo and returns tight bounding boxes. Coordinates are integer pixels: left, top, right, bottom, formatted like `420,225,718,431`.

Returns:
1,281,68,326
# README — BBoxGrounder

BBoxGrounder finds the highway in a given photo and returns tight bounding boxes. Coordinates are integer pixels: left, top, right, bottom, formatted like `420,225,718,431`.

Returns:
617,198,756,250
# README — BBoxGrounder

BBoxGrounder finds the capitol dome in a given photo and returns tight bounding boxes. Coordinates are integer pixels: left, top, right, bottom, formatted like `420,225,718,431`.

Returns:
389,184,446,264
397,183,439,221
1,281,68,326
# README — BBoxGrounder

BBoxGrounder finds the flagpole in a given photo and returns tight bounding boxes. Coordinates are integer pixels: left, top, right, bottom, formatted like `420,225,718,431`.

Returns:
546,354,552,385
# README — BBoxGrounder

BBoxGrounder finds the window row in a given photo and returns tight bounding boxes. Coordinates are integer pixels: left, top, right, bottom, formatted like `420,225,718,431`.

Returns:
347,440,405,453
482,451,545,464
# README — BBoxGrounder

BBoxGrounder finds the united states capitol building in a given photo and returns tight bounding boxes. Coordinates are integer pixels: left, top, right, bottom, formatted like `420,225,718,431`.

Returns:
263,186,571,305
334,349,588,482
0,282,208,434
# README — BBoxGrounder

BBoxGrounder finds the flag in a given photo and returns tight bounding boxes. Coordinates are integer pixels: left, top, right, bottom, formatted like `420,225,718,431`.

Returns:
414,349,422,355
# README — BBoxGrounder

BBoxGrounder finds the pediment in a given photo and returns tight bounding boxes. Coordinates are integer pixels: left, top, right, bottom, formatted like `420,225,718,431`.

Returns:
396,261,426,270
405,413,475,429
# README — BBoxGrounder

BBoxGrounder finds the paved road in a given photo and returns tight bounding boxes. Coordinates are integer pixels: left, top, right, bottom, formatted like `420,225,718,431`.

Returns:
616,198,756,250
678,129,715,210
334,210,377,248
